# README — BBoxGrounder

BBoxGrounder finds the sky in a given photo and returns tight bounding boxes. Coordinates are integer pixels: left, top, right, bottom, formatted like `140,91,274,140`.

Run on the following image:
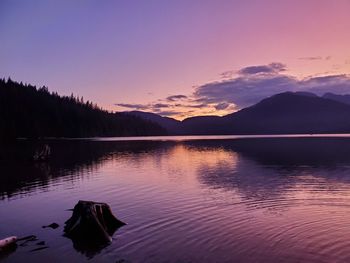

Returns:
1,0,350,120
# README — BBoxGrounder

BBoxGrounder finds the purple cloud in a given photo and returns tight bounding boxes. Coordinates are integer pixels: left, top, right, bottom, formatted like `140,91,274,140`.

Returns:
194,64,350,109
166,94,188,101
194,74,297,108
186,103,208,108
299,56,322,60
298,56,331,61
215,102,230,110
153,110,183,117
238,63,286,75
301,75,350,94
115,103,149,110
153,103,169,108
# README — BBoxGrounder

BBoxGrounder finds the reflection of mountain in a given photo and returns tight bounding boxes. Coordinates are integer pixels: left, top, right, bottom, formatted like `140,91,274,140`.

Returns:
196,153,296,203
209,138,350,166
188,138,350,206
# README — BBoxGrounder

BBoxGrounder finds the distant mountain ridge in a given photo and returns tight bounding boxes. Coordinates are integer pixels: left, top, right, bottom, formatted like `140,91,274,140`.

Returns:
127,91,350,135
220,92,350,134
322,93,350,105
123,111,182,133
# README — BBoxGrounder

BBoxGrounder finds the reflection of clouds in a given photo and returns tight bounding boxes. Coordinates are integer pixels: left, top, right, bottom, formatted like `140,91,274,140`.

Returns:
196,152,297,205
116,144,239,186
125,142,299,208
190,138,350,211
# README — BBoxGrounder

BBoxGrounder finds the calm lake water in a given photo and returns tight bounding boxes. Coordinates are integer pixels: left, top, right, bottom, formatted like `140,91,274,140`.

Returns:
2,135,350,262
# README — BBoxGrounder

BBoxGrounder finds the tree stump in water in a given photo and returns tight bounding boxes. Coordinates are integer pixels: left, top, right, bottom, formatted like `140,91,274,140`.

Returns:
64,201,126,244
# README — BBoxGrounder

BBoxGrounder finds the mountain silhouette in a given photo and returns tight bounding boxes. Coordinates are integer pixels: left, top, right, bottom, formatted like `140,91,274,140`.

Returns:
131,92,350,135
322,92,350,105
124,111,182,134
220,92,350,134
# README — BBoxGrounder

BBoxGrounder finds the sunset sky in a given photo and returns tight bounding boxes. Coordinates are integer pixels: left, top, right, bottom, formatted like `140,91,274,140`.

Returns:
1,0,350,119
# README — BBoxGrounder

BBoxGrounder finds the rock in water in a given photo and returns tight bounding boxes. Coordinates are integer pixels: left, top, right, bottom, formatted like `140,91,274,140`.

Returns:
64,200,125,244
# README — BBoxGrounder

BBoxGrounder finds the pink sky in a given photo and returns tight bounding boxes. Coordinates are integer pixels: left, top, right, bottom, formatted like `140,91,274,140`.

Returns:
1,0,349,119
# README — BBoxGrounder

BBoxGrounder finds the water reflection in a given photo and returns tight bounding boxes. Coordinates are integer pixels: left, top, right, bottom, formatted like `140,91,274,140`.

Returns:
3,138,350,204
2,138,350,262
66,235,113,259
186,139,350,212
0,243,17,261
0,140,173,199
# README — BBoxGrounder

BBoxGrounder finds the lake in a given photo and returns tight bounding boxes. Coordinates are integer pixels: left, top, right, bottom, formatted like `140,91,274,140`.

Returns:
2,135,350,262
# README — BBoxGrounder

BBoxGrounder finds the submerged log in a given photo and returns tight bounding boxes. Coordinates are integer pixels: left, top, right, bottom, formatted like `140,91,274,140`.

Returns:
64,200,125,244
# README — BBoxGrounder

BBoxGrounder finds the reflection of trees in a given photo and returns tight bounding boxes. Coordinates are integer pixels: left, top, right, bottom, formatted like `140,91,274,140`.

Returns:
0,140,172,199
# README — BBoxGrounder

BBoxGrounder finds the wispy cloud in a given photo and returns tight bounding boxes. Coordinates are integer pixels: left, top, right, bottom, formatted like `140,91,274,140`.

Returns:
116,102,171,112
153,103,169,108
298,56,331,61
185,103,208,108
115,103,149,110
153,110,183,117
299,56,322,61
166,94,187,101
220,70,235,79
214,102,231,110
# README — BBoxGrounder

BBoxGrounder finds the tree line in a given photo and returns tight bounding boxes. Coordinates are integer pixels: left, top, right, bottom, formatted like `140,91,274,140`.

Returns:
0,78,166,139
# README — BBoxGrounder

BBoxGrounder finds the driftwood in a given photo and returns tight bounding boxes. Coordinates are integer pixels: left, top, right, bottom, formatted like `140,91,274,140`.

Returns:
64,200,125,244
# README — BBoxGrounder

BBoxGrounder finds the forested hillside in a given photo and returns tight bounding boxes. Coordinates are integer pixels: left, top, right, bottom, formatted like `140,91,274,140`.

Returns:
0,78,166,139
